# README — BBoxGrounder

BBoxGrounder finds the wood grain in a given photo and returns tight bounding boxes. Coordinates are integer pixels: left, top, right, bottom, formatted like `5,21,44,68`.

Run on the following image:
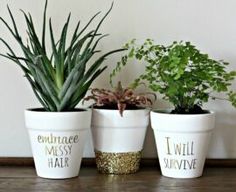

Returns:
1,157,236,167
0,167,235,191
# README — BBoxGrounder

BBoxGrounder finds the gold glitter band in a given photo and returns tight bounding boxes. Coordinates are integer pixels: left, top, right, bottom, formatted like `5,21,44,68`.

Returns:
95,150,142,174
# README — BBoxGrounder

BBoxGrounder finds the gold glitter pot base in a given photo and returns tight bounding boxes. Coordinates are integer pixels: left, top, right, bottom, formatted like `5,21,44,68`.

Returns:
95,150,142,174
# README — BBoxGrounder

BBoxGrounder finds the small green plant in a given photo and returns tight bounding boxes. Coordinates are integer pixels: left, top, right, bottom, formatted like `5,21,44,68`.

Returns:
83,81,155,116
111,39,236,114
0,0,124,111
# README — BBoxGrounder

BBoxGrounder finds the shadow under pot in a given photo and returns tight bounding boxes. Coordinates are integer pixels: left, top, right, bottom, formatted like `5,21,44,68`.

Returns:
91,108,150,174
151,110,215,179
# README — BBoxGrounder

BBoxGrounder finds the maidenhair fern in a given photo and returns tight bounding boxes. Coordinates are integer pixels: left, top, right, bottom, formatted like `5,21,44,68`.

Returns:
111,39,236,114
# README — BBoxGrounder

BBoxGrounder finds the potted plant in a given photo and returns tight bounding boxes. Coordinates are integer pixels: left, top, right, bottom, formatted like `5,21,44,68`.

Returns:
83,81,155,174
0,1,124,179
111,39,236,178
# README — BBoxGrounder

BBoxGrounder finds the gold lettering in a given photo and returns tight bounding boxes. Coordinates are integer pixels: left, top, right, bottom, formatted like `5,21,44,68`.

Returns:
54,158,61,167
191,142,194,155
183,144,186,156
174,143,182,155
68,145,72,155
165,137,172,155
163,158,197,170
37,134,79,144
74,135,79,143
48,158,54,168
37,135,42,143
45,146,55,155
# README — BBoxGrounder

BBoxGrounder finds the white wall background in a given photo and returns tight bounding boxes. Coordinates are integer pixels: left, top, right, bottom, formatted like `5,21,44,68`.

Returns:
0,0,236,158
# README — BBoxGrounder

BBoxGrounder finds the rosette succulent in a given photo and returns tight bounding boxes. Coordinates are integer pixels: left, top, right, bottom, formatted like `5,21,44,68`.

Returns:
84,81,156,116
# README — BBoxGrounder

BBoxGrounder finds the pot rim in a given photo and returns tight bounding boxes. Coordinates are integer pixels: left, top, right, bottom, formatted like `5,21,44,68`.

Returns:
25,108,91,131
151,109,215,132
151,109,214,116
25,107,91,114
92,108,150,112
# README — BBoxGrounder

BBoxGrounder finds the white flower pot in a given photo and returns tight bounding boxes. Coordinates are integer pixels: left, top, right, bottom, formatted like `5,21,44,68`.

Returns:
151,110,215,178
25,109,91,179
92,108,150,174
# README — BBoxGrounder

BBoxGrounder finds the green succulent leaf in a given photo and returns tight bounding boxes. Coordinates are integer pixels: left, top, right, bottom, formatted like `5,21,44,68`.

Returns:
0,0,124,111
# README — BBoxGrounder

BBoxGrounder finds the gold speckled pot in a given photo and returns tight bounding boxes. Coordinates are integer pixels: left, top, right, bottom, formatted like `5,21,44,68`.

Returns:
91,108,150,174
95,150,142,174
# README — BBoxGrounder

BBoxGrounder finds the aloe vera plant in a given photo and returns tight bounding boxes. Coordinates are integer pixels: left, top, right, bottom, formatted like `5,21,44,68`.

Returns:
0,0,124,111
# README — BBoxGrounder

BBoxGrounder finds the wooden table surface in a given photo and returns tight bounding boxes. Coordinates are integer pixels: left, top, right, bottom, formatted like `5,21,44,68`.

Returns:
0,166,234,192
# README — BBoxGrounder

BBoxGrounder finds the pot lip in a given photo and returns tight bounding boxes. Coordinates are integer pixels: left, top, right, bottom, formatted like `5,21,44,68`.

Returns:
25,107,91,114
151,109,214,116
92,107,150,112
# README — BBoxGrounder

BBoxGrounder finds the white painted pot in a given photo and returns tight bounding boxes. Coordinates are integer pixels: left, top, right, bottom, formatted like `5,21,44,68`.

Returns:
25,109,91,179
151,110,215,178
92,108,150,174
